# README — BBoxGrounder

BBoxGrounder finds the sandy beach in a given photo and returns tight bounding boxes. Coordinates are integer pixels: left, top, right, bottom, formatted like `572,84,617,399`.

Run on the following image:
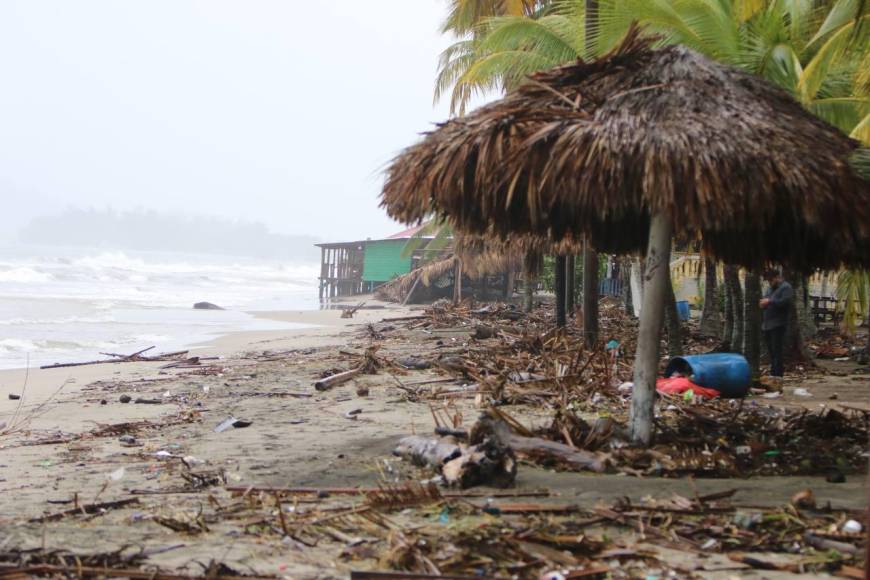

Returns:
0,299,866,579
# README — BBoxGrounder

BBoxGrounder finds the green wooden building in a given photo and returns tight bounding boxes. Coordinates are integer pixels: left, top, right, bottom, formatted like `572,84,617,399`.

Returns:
316,225,429,300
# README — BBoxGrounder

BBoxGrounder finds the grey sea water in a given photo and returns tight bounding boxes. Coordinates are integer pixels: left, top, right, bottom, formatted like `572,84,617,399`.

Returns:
0,244,319,369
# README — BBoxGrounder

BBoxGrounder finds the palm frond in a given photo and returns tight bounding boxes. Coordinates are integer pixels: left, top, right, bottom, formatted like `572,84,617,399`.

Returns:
807,0,863,46
836,269,870,334
798,18,865,103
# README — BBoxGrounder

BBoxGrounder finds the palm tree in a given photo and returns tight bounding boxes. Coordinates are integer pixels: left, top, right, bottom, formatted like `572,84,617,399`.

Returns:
441,0,542,36
435,0,868,357
699,257,721,337
837,269,870,337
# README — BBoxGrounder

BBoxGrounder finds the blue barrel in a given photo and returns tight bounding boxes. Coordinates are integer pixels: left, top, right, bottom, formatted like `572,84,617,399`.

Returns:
676,300,690,321
664,353,750,398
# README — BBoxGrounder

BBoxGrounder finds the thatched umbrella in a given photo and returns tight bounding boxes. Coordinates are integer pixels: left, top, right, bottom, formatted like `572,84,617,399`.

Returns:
381,29,870,445
455,230,584,321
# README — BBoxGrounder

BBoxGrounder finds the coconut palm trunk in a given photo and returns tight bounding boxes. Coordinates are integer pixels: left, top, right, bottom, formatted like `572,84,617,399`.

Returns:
453,258,463,304
621,257,634,316
743,272,762,377
555,255,567,327
699,257,721,337
785,272,814,363
581,0,600,349
566,255,575,315
630,212,673,446
724,266,744,352
722,276,734,349
665,274,683,357
583,245,599,347
797,275,816,340
523,250,537,313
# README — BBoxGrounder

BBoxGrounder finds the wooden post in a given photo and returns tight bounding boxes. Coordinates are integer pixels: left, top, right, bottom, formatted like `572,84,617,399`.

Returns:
319,247,325,302
583,241,599,348
555,255,567,328
629,212,673,447
452,258,462,304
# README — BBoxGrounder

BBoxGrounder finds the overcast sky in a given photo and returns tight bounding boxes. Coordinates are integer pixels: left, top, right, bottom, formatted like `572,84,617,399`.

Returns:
0,0,474,242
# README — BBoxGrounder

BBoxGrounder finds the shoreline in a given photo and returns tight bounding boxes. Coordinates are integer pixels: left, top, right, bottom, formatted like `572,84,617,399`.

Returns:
0,298,866,578
0,297,410,428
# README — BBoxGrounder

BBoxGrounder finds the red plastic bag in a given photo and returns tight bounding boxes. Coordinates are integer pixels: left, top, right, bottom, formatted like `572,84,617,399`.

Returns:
656,376,721,399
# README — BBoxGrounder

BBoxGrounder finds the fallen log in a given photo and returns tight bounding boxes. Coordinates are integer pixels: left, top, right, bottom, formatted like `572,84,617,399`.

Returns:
442,413,517,489
314,366,363,391
507,434,607,473
393,435,462,468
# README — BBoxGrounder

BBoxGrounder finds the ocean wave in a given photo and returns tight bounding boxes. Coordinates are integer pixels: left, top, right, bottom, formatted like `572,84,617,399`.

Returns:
0,315,113,326
0,267,53,283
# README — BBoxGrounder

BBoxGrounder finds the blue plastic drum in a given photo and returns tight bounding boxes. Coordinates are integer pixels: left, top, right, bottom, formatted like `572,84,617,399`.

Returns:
676,300,690,321
664,353,751,398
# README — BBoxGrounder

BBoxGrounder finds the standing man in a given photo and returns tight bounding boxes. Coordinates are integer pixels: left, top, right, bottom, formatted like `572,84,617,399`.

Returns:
760,269,793,382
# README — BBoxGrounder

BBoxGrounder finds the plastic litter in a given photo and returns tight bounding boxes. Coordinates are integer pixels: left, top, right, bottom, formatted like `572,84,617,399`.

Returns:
215,417,253,432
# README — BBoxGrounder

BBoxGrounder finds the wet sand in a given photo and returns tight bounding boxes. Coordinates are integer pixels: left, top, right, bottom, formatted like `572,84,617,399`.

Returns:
0,301,866,578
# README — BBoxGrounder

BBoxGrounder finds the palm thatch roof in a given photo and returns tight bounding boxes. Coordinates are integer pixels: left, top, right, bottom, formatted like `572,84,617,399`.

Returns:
453,230,584,277
375,255,458,303
382,28,870,271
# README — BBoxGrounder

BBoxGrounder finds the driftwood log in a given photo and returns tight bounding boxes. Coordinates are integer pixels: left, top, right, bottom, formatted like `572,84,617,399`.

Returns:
393,436,462,468
314,367,363,391
508,434,607,473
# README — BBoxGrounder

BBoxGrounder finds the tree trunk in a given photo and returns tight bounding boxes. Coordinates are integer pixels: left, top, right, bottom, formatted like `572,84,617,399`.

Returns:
630,257,644,316
453,258,462,305
699,257,721,337
664,274,683,357
503,269,515,300
798,275,816,340
784,272,814,363
524,278,534,312
582,243,599,348
555,255,567,328
743,272,762,378
630,212,673,447
722,276,734,349
724,266,743,353
566,256,575,316
621,258,634,317
523,251,537,313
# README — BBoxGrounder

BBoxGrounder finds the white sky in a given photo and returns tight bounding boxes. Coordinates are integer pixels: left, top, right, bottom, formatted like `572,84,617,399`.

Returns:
0,0,473,242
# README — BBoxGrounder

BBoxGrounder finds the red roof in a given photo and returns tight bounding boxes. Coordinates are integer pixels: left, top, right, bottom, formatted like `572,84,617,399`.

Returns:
386,223,431,239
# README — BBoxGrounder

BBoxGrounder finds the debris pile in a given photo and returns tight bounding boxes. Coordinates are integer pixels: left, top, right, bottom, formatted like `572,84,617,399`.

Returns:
379,302,868,480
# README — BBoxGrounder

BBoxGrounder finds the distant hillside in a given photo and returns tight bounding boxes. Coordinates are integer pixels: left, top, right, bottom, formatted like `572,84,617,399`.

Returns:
20,208,320,261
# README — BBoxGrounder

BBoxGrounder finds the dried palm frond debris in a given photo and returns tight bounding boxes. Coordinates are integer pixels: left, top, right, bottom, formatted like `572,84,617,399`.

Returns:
379,301,867,479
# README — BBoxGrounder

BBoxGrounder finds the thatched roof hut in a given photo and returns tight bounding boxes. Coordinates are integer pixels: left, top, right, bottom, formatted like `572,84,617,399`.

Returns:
381,28,870,446
382,29,870,271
